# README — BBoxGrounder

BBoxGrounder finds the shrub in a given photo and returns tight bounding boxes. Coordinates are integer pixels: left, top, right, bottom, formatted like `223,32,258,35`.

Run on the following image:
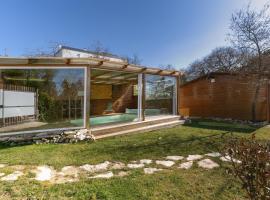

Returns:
223,135,270,200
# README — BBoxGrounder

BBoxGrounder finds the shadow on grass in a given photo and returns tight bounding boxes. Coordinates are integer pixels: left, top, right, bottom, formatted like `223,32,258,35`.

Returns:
183,119,258,133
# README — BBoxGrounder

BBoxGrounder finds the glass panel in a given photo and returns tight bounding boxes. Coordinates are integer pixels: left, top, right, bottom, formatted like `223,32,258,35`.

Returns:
145,75,176,116
0,68,85,134
89,69,138,126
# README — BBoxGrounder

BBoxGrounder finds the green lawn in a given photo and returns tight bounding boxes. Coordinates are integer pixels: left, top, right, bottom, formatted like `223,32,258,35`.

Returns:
0,119,268,200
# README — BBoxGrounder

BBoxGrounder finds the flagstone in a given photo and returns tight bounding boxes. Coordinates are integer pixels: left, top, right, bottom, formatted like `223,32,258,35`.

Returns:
140,159,152,164
90,171,114,179
165,156,184,161
127,163,144,169
33,166,55,181
205,152,221,157
59,166,79,177
111,162,125,170
198,159,219,169
1,171,24,181
179,161,193,169
220,156,241,163
0,164,7,168
186,155,203,161
156,160,175,167
80,161,110,173
144,168,163,174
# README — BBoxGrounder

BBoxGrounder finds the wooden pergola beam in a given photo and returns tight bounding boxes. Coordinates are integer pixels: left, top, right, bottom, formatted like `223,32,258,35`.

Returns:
0,57,182,77
91,71,112,79
155,69,163,75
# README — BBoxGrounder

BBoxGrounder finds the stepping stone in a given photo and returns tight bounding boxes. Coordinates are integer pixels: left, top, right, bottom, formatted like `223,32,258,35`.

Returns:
156,160,175,167
220,156,241,163
0,164,6,168
197,159,219,169
205,152,221,157
34,166,55,181
127,163,144,169
59,166,79,177
111,162,125,170
144,168,163,174
1,171,24,181
179,161,193,169
186,155,203,161
80,161,110,173
117,171,129,177
165,156,184,161
90,171,114,179
140,159,152,164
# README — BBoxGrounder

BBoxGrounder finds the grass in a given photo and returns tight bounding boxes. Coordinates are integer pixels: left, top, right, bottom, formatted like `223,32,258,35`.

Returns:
0,119,268,199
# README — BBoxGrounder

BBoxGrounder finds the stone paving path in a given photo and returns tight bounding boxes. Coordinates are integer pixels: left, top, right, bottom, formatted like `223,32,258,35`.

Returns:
0,152,236,184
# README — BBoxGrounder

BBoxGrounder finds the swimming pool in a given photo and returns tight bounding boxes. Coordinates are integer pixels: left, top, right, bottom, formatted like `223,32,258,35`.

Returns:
70,113,138,127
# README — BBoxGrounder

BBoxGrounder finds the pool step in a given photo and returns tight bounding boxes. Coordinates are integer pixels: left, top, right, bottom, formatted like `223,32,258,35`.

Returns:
91,116,180,136
94,120,184,139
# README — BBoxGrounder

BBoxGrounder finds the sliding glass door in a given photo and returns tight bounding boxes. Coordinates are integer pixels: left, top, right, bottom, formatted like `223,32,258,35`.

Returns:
145,75,176,116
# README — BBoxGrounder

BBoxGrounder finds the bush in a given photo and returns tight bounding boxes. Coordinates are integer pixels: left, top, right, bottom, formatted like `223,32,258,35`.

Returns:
223,135,270,200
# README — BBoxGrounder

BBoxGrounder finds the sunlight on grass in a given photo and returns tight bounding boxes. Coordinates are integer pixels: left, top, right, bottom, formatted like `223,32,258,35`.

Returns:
0,119,267,199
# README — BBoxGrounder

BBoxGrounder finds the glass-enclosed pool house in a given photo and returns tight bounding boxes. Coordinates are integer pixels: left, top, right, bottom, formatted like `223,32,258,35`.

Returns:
0,57,182,138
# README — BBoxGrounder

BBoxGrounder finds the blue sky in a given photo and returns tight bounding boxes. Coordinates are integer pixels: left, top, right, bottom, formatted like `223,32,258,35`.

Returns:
0,0,268,69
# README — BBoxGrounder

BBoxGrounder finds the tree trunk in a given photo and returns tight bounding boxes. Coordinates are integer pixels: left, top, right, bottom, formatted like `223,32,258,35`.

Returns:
267,81,270,122
251,83,261,122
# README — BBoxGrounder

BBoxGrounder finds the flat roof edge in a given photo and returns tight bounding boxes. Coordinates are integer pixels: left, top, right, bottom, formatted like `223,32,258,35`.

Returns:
0,57,183,77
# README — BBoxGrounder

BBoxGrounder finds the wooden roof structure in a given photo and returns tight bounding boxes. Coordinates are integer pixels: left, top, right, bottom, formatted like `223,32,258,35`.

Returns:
0,57,182,77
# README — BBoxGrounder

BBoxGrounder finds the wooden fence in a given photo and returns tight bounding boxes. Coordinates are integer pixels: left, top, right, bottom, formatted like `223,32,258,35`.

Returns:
179,73,270,122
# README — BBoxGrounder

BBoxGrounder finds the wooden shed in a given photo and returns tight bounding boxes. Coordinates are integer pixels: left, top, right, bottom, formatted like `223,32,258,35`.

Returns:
179,72,270,122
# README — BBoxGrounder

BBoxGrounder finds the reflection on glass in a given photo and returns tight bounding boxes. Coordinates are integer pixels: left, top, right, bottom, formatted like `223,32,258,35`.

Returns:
88,69,138,126
145,75,176,116
0,68,85,133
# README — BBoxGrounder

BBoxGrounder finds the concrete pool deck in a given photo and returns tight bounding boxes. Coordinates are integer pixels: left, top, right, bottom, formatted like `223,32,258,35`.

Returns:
0,121,47,133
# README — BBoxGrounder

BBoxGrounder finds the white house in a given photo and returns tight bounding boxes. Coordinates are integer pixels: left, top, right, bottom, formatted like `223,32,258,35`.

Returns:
55,45,126,63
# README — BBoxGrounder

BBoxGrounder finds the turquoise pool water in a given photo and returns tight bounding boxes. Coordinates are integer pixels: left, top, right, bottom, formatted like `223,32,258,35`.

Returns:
70,114,137,126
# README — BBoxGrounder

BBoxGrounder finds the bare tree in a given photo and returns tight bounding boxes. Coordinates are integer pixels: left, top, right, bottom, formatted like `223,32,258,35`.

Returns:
186,46,245,80
228,3,270,121
159,64,176,70
124,54,142,65
24,41,66,57
89,40,110,56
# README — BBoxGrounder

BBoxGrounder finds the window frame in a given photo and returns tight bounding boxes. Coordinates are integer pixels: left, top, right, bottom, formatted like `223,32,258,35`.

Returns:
0,66,87,136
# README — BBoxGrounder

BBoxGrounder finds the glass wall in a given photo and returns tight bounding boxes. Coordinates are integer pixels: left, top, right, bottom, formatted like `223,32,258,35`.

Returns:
145,75,176,116
0,68,85,134
89,69,138,126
